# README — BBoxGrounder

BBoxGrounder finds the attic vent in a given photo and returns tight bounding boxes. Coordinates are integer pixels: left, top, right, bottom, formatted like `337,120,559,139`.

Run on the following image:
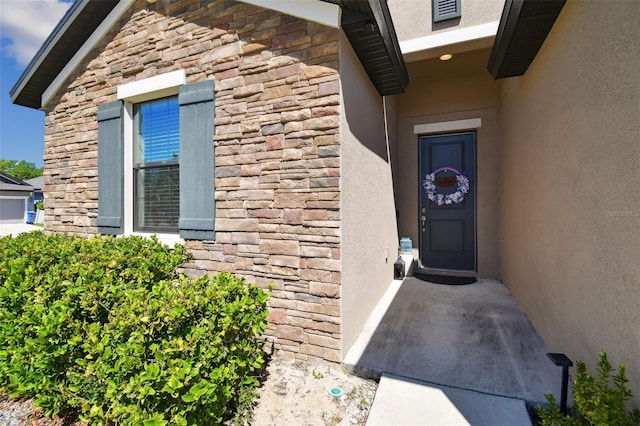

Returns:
433,0,461,22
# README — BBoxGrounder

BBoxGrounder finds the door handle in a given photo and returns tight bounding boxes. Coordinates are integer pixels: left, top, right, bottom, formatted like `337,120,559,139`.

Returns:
421,215,427,232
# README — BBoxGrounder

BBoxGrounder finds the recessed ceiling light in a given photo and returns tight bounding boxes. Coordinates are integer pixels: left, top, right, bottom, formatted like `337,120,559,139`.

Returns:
440,54,453,61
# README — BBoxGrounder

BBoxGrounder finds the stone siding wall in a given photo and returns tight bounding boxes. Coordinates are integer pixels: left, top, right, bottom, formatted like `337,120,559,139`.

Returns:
43,0,341,362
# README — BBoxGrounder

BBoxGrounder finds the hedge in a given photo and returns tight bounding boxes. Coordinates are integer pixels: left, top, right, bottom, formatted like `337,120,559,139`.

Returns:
0,232,269,425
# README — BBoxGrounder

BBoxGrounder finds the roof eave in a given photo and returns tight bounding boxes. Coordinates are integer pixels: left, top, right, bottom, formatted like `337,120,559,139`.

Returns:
334,0,409,95
0,184,37,192
10,0,119,110
11,0,408,110
0,172,35,190
487,0,566,79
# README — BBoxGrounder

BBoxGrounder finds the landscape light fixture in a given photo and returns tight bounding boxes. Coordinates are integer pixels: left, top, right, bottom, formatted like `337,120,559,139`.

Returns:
546,352,573,414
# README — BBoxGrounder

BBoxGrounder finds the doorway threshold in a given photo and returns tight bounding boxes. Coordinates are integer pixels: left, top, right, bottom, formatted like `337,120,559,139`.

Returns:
415,266,477,277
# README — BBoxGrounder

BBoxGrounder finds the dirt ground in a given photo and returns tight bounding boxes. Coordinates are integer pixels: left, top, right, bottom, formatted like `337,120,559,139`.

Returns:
251,354,377,425
0,354,377,426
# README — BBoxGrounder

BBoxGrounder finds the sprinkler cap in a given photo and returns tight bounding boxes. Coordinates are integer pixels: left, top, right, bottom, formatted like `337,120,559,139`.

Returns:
328,387,343,397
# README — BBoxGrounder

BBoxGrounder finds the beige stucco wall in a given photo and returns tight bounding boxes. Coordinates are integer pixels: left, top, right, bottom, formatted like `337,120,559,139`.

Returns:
395,48,501,277
340,34,400,353
388,0,504,43
499,0,640,405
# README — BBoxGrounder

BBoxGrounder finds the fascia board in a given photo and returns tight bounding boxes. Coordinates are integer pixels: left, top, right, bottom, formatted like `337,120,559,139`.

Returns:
42,0,136,108
400,21,499,62
239,0,341,28
10,0,89,105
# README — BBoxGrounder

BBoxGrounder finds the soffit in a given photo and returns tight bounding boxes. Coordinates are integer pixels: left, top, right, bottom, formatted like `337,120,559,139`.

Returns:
407,48,493,81
10,0,119,109
326,0,409,95
487,0,566,79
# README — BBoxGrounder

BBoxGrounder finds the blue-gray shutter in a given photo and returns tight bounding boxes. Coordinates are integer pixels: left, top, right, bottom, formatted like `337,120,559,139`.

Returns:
97,100,124,235
433,0,461,22
179,80,215,240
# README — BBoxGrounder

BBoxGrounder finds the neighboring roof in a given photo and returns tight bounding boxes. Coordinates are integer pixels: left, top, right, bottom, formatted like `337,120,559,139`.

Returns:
487,0,566,79
0,172,36,192
25,176,45,191
10,0,407,110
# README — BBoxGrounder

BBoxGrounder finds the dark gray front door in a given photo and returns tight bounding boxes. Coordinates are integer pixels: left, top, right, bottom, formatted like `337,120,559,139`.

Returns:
419,132,476,271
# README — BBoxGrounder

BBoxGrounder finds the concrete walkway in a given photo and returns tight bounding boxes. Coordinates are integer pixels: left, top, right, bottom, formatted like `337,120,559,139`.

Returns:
367,375,531,426
344,277,562,425
0,223,42,237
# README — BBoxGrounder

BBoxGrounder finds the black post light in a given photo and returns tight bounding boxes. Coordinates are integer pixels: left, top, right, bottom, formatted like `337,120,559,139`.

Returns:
546,352,573,415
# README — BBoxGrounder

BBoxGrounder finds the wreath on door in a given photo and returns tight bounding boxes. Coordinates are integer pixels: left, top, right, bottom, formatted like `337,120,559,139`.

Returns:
423,167,470,205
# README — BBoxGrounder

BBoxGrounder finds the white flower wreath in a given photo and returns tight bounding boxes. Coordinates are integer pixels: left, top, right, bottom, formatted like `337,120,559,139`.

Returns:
423,169,470,205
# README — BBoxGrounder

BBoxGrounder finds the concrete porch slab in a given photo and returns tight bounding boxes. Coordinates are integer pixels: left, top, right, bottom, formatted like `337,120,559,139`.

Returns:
344,277,561,404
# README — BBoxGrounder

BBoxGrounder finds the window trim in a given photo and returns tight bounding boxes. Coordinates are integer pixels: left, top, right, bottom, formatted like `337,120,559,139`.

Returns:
118,70,186,244
117,70,186,103
414,118,482,134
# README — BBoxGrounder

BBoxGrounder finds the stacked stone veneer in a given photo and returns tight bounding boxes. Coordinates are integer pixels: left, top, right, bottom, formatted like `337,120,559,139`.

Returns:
43,0,342,362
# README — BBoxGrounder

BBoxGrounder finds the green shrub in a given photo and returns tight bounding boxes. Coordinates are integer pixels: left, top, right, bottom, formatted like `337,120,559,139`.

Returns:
538,351,640,426
35,200,44,210
0,232,269,425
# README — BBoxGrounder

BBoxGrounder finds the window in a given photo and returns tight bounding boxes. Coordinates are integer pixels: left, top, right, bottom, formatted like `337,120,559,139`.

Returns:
133,97,180,232
97,74,215,241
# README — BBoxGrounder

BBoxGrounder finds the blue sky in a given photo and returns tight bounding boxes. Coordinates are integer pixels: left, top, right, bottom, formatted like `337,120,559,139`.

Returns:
0,0,73,167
